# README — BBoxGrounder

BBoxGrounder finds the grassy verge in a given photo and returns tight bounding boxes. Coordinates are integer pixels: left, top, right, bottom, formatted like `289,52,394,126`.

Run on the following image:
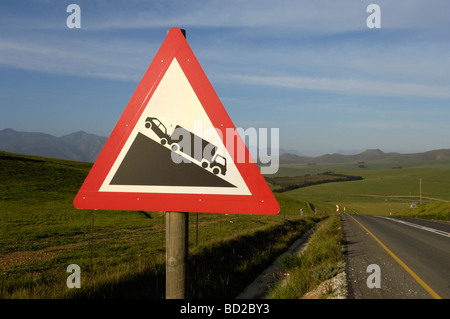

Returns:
267,213,344,299
187,217,321,299
394,202,450,221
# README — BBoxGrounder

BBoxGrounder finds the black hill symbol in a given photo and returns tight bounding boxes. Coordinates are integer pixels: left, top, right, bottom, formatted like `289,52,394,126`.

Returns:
144,117,227,176
110,132,236,188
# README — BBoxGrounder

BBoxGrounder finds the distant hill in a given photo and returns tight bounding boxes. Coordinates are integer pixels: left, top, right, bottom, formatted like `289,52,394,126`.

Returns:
280,148,450,164
0,128,107,162
312,149,398,164
278,153,312,164
1,128,449,164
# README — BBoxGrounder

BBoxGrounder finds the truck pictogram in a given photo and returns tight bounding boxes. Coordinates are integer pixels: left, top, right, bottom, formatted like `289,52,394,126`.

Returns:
145,117,227,176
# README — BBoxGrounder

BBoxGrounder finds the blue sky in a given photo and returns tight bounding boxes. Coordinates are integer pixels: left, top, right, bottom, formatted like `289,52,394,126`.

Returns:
1,0,449,156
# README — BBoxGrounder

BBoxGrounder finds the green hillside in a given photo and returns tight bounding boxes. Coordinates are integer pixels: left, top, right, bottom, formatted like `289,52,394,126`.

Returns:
277,160,450,220
0,151,321,298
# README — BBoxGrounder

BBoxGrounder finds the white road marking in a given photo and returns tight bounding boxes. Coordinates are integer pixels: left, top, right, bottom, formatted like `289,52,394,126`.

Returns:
375,216,450,238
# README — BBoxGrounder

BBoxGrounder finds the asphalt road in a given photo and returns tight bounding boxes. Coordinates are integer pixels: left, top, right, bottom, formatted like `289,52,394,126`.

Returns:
341,213,450,299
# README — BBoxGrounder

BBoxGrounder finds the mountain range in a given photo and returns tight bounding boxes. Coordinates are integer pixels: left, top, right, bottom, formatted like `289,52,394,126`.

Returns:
1,128,450,164
279,148,450,164
0,128,107,162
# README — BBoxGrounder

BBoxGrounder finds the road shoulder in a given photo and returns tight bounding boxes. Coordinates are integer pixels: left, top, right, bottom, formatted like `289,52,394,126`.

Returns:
341,213,432,299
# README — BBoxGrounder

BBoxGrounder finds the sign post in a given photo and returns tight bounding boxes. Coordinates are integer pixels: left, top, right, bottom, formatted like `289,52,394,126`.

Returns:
166,211,188,299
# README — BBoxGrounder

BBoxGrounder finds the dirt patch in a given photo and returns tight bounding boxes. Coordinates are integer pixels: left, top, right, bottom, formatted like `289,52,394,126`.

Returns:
235,227,314,299
0,240,94,271
0,249,55,271
301,271,348,299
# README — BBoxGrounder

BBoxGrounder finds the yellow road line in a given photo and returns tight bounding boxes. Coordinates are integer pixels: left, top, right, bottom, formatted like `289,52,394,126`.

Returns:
346,213,442,299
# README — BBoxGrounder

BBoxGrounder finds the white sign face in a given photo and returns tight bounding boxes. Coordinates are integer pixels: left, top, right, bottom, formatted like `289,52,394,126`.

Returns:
100,58,251,195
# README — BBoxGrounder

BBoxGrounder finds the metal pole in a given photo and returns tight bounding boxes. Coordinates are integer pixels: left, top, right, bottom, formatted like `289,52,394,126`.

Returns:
419,178,422,205
166,212,188,299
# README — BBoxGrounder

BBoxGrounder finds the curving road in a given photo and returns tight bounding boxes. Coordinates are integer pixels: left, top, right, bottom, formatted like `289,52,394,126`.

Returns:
341,213,450,299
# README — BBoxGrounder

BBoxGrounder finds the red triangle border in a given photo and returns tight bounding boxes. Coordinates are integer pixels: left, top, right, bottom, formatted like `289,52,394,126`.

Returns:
73,28,279,215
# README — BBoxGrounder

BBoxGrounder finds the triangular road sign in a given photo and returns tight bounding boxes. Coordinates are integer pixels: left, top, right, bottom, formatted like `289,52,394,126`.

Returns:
73,27,279,215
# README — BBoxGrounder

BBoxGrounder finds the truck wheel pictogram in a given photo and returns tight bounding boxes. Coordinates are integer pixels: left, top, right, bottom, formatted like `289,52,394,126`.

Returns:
171,143,180,152
144,117,227,176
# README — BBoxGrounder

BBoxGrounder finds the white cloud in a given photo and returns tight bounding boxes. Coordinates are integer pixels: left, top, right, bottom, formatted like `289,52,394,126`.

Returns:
1,1,449,100
222,74,450,99
0,34,158,82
